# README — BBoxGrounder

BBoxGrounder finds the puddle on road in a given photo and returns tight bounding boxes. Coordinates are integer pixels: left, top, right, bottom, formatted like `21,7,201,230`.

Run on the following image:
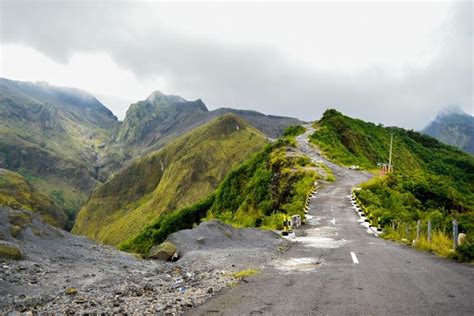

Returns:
273,257,325,272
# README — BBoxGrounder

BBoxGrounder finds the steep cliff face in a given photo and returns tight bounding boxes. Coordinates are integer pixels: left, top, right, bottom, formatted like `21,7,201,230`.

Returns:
116,91,209,146
73,114,268,245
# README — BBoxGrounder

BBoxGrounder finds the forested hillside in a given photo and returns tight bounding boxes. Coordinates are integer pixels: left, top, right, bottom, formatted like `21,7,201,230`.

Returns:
310,109,474,259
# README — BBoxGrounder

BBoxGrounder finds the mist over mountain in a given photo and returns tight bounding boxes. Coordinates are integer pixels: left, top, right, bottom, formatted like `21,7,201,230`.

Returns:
423,105,474,154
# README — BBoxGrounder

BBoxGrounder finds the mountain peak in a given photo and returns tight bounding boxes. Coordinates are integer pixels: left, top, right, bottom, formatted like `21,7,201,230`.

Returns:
436,105,470,119
146,90,186,103
423,105,474,154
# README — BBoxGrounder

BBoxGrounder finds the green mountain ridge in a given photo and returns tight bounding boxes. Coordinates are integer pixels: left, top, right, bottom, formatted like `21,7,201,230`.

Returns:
310,109,473,250
72,114,268,245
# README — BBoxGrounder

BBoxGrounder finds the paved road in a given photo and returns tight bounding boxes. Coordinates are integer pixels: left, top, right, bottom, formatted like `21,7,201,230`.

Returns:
190,126,474,316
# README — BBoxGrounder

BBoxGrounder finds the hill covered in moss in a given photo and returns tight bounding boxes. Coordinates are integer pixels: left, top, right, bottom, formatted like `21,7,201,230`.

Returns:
120,127,318,255
0,169,66,227
72,114,268,245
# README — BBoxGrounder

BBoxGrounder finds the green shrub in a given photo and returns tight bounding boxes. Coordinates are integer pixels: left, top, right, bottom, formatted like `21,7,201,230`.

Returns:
283,125,306,138
456,242,474,262
454,234,474,262
119,194,215,254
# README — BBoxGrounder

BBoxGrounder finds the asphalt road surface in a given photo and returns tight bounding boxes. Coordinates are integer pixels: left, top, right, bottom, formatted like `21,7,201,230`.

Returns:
190,126,474,316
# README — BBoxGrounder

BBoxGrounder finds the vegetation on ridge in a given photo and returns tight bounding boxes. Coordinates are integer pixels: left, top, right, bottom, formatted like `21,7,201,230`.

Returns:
120,125,318,255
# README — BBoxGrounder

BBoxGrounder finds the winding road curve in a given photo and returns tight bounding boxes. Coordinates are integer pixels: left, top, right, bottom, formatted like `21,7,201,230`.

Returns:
190,126,474,316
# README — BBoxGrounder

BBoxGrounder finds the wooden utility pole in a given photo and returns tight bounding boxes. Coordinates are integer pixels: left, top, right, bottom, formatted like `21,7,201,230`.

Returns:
388,134,393,173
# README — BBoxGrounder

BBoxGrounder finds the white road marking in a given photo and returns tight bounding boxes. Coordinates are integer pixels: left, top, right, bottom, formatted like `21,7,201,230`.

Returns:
330,218,336,225
350,252,359,264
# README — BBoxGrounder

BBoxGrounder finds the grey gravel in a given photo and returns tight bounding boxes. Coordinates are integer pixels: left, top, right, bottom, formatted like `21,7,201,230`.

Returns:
0,208,288,315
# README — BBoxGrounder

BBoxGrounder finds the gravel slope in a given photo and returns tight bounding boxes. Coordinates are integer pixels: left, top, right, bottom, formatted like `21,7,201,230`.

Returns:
0,208,287,314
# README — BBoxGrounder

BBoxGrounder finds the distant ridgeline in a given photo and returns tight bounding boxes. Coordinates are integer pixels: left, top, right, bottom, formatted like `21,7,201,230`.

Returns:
310,109,474,255
119,126,318,255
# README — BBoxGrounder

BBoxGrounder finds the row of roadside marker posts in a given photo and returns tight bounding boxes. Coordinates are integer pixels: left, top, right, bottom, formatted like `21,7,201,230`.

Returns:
351,188,464,248
350,187,383,236
282,181,319,237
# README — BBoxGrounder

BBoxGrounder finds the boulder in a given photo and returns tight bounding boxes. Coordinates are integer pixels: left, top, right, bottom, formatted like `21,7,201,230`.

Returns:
0,241,22,260
10,225,22,238
149,241,177,261
8,212,32,228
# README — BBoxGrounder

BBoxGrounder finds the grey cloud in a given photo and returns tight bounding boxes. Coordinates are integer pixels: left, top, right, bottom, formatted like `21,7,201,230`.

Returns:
1,0,472,129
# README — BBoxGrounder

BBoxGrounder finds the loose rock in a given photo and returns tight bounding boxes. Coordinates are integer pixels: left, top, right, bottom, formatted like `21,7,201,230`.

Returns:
149,242,177,261
0,241,22,260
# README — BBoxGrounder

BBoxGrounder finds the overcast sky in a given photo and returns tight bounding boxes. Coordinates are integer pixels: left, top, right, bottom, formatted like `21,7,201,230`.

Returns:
0,0,472,128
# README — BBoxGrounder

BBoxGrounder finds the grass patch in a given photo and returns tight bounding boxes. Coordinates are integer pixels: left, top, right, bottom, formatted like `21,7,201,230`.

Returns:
326,174,335,182
413,232,453,258
233,269,258,278
283,125,306,138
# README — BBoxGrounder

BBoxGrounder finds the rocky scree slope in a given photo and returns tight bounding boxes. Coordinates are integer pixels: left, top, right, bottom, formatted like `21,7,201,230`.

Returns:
73,114,268,246
0,207,287,314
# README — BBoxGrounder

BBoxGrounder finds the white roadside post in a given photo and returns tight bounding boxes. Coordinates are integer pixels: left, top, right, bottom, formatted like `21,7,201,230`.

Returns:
453,220,459,249
428,220,432,243
416,220,420,241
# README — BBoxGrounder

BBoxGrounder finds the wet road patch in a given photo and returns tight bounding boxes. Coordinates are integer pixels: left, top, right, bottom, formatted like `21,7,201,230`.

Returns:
273,257,325,272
